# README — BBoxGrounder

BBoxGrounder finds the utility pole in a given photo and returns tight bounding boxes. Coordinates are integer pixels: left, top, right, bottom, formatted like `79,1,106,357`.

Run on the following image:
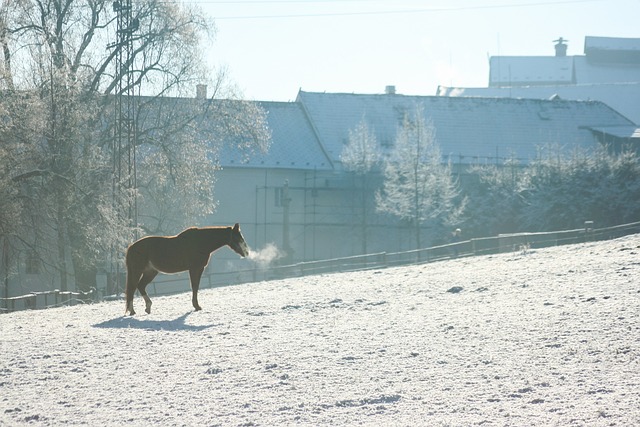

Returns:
107,0,138,295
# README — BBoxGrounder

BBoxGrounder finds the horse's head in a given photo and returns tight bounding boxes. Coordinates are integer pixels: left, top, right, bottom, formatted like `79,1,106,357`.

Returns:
229,223,249,257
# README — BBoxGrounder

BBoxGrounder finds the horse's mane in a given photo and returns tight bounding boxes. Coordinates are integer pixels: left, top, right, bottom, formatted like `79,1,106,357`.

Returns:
176,226,231,240
177,227,198,238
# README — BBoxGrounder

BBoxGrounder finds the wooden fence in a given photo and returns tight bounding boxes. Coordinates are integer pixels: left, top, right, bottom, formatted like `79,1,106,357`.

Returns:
209,220,640,286
0,288,95,313
2,220,640,313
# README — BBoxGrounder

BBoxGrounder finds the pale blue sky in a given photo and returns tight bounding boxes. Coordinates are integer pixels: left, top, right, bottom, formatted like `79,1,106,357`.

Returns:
193,0,639,101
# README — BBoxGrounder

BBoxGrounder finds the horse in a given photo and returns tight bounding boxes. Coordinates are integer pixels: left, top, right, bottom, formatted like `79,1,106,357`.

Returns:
124,224,249,315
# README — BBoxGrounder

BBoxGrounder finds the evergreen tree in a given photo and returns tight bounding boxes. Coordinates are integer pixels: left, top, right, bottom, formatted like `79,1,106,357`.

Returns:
340,116,379,254
376,106,464,249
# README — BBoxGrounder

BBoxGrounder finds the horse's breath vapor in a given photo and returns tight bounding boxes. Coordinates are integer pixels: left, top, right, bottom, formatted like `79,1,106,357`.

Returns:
248,243,284,268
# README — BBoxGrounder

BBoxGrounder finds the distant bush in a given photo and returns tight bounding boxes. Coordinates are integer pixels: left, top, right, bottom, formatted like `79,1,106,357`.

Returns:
461,147,640,236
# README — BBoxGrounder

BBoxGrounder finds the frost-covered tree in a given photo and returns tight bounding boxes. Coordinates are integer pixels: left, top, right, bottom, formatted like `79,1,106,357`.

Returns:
0,0,269,291
463,157,526,236
460,146,640,237
340,116,379,253
376,107,464,249
0,93,47,238
521,147,640,231
135,96,269,234
341,116,379,174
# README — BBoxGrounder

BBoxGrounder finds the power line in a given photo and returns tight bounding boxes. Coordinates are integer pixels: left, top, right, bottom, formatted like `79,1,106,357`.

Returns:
181,0,605,20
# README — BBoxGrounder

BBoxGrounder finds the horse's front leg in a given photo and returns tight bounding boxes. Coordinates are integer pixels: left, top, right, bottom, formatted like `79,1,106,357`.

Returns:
188,267,205,311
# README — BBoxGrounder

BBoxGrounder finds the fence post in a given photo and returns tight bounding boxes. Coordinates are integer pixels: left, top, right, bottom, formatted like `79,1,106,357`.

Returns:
584,221,594,242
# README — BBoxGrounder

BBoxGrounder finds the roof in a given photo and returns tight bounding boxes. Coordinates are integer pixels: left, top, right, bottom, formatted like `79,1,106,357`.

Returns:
489,56,574,87
436,82,640,124
489,36,640,88
217,101,332,170
584,36,640,53
587,126,640,139
297,90,636,166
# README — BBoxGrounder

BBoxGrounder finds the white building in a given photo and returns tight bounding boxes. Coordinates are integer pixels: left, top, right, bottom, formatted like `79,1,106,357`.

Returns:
437,36,640,126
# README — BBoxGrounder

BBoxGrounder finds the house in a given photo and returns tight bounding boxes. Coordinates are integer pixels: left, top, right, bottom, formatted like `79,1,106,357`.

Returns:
437,36,640,125
2,88,637,300
208,89,638,274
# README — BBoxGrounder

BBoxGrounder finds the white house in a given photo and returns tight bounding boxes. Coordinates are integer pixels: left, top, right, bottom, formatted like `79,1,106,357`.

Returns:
208,89,639,276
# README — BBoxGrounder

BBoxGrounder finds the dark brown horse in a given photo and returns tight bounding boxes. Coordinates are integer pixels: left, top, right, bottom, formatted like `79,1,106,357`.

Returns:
124,224,249,315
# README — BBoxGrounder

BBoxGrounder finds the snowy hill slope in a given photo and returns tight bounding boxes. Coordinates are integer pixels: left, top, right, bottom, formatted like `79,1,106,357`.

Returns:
2,235,639,426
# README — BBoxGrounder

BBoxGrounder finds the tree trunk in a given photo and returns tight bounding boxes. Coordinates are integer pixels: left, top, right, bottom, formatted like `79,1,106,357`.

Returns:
56,200,68,292
72,253,97,293
361,174,367,255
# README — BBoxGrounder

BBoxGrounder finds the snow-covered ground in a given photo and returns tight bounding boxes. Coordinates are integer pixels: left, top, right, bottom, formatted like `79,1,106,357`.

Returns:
2,235,639,426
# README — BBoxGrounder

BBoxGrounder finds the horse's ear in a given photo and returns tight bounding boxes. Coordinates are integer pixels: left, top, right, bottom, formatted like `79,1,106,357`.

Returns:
233,223,240,232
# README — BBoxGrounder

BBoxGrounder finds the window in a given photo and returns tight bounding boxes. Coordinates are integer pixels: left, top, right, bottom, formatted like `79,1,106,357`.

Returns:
274,187,283,207
25,250,40,274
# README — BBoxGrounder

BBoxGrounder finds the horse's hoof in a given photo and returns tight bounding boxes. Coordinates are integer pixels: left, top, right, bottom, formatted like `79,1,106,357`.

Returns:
194,306,202,311
145,307,151,314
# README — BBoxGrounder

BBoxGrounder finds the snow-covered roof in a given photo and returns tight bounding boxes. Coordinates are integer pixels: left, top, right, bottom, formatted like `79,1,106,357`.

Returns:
588,125,640,139
489,37,640,88
489,56,574,87
218,101,332,170
296,91,635,166
584,36,640,53
436,82,640,125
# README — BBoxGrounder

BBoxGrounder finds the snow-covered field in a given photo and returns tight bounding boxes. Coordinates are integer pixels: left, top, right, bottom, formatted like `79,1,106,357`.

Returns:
2,235,639,426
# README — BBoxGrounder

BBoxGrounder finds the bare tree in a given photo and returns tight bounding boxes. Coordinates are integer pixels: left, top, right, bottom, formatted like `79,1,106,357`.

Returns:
340,116,379,254
0,0,269,292
376,106,464,250
135,95,270,234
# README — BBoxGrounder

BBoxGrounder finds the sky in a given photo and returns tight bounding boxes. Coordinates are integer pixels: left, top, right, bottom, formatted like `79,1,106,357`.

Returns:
191,0,640,102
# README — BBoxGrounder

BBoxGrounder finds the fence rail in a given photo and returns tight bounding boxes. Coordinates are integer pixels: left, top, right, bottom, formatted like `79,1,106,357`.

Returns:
3,220,640,313
205,220,640,287
0,288,95,313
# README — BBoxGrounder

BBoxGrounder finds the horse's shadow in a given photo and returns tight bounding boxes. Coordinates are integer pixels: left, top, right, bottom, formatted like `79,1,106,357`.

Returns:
93,312,220,332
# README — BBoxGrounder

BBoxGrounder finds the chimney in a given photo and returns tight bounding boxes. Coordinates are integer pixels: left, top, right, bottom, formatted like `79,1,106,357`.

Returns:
553,37,568,57
385,85,396,95
196,84,207,99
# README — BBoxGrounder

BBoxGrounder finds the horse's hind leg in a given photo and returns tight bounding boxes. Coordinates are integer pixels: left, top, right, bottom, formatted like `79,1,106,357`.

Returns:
189,267,205,311
137,270,158,314
125,269,143,316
